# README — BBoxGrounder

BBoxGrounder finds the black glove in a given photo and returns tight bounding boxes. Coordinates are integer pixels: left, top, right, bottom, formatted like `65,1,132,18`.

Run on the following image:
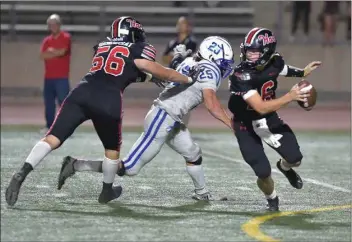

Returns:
187,65,201,84
169,44,193,70
170,54,185,70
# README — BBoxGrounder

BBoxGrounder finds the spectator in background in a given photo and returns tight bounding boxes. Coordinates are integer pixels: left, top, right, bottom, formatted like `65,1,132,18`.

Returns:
40,14,71,132
289,1,311,43
162,16,197,67
320,1,340,46
162,16,197,125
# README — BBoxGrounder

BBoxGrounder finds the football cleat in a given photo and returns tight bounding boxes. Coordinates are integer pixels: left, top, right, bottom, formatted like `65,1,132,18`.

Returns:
276,160,303,189
98,185,122,204
266,196,279,212
192,191,214,201
57,156,77,190
5,172,25,206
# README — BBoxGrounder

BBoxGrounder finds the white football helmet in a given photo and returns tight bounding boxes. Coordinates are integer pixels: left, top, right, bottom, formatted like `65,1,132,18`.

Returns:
197,36,235,78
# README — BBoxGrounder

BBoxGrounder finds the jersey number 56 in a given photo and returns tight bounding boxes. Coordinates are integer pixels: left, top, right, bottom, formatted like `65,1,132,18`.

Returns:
89,46,130,76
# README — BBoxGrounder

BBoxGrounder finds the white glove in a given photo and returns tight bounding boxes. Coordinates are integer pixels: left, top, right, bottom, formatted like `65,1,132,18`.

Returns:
173,44,193,58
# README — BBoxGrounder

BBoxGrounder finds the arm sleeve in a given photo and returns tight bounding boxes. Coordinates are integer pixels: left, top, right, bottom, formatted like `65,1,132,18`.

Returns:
279,65,305,77
133,42,157,62
276,54,304,77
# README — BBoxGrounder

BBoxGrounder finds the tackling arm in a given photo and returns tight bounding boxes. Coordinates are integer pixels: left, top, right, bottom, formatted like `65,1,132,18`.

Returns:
203,88,233,130
134,59,194,84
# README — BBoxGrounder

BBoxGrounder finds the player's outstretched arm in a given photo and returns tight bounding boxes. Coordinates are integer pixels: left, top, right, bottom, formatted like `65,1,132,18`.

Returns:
134,59,197,84
245,84,310,115
203,89,233,130
280,61,322,77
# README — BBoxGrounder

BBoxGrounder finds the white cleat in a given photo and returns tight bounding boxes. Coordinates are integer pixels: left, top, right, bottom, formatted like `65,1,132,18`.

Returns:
191,192,214,201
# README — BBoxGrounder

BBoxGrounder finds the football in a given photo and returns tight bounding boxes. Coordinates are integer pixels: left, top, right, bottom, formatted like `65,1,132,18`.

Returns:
297,79,317,111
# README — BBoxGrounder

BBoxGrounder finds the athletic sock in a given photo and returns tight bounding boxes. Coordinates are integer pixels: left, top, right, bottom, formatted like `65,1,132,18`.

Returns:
24,140,52,169
280,160,291,171
265,190,277,200
186,164,207,193
102,156,118,185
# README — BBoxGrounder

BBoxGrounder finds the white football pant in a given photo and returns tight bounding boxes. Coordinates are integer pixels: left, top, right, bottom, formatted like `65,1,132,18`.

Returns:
122,105,201,175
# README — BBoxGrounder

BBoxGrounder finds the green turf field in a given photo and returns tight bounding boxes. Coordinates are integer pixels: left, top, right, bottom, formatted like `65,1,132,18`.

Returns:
1,129,351,241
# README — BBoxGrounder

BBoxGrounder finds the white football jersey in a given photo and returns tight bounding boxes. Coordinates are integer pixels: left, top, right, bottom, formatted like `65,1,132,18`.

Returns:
153,57,223,123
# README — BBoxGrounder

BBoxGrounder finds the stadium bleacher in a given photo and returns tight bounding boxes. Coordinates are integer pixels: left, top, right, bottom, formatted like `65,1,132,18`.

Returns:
0,1,254,42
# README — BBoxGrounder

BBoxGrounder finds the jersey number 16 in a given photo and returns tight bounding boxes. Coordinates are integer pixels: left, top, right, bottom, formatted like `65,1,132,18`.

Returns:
89,46,130,76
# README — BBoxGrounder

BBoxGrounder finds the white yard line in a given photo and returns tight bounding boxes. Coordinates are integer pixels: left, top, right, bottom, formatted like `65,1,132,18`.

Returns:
203,150,351,194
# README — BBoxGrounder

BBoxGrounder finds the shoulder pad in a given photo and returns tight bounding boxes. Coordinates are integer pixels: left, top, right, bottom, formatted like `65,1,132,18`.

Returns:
198,60,222,83
270,53,285,69
135,42,156,61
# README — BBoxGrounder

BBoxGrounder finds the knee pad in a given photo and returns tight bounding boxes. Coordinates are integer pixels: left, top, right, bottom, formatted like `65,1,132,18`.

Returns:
186,156,202,166
184,143,202,162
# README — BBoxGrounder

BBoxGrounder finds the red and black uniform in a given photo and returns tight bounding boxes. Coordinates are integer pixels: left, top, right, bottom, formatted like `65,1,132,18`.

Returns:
228,28,305,179
47,17,155,151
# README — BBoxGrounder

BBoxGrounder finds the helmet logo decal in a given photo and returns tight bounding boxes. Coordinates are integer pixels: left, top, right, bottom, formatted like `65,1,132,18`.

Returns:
258,33,276,46
126,19,143,30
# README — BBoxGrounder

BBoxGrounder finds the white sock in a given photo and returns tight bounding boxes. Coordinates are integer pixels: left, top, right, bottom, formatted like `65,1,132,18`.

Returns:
25,141,52,169
280,160,291,171
74,160,102,172
186,165,207,193
265,190,277,200
102,156,118,184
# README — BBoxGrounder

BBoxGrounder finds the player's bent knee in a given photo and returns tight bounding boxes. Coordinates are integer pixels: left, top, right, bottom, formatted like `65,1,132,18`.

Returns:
184,143,202,162
105,149,120,160
252,162,271,179
285,153,303,166
42,135,61,149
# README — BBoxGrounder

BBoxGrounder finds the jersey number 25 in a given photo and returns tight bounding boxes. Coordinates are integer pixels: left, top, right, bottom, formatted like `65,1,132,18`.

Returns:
89,46,130,76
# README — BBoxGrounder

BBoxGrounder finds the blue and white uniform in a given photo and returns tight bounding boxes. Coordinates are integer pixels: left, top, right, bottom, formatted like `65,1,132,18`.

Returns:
122,36,234,179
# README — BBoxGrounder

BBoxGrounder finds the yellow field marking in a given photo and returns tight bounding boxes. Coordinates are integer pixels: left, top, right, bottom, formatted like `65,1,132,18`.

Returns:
241,204,352,242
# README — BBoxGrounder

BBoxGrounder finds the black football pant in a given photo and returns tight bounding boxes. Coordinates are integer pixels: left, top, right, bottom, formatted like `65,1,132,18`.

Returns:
233,113,303,179
46,80,123,151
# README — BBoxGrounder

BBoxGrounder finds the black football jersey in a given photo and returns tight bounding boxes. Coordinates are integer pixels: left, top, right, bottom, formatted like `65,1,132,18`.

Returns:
228,53,285,121
84,39,156,91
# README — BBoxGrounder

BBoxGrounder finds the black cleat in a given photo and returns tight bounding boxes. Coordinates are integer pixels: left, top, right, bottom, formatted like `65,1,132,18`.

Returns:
58,156,77,190
5,172,25,206
116,161,125,177
276,160,303,189
98,185,123,204
266,196,279,212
